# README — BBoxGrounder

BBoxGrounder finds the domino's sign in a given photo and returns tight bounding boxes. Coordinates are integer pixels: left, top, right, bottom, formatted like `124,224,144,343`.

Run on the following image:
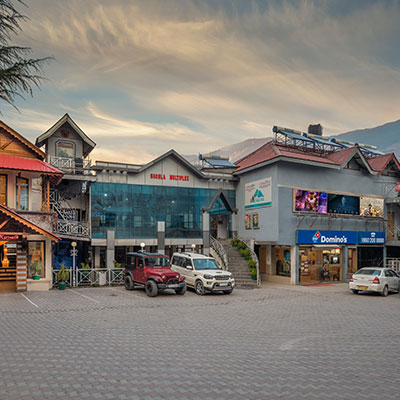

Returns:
297,230,358,245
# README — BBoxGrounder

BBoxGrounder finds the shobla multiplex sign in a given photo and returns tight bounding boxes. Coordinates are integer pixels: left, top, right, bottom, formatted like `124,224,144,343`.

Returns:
150,173,189,181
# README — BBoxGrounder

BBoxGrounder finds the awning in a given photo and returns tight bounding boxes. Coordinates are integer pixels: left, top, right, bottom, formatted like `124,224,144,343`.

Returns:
0,154,63,183
0,205,60,242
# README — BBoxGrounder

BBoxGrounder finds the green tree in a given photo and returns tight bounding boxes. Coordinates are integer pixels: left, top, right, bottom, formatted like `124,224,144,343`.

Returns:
0,0,52,109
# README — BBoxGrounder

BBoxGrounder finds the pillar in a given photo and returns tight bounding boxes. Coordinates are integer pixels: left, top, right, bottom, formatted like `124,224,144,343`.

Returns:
106,230,115,270
342,245,349,282
157,221,165,254
231,212,238,237
16,241,27,292
94,246,100,268
290,245,299,285
202,211,210,256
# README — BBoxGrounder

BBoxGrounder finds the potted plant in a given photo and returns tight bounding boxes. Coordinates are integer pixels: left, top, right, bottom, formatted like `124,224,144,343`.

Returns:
250,267,257,280
30,261,42,280
80,262,91,278
57,265,70,290
230,238,239,247
248,259,257,268
242,248,251,260
237,241,246,250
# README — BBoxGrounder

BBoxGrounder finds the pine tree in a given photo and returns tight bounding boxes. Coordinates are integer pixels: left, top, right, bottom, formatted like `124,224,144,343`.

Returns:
0,0,52,110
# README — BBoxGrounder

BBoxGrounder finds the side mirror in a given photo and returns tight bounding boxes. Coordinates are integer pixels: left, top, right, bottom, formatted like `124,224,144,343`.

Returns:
186,265,193,270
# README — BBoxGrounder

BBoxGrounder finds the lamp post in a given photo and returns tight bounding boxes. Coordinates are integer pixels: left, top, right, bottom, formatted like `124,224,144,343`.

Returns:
140,242,145,252
191,243,196,253
70,241,78,286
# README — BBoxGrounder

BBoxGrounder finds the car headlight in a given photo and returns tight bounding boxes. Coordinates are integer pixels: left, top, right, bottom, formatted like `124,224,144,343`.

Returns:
161,275,166,280
176,274,179,279
203,274,214,280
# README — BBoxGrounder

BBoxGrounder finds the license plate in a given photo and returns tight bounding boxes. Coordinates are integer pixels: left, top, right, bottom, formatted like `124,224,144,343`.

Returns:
357,286,368,289
219,283,228,287
167,284,179,289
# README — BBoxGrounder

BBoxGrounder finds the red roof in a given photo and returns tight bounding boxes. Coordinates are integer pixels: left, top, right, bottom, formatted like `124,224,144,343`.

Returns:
367,153,400,175
235,142,376,173
0,154,63,183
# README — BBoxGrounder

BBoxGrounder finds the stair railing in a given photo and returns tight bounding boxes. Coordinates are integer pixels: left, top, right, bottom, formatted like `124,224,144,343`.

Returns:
242,239,261,287
210,236,229,271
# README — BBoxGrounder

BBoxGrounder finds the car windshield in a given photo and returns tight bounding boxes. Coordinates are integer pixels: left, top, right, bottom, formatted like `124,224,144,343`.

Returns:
144,257,170,267
354,269,381,276
193,258,220,270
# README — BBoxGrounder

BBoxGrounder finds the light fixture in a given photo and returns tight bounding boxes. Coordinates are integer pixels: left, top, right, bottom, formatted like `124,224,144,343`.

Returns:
71,241,77,248
140,242,145,252
191,243,196,252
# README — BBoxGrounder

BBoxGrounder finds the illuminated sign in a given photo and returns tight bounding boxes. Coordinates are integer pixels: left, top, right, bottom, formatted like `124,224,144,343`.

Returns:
297,230,358,244
0,234,19,240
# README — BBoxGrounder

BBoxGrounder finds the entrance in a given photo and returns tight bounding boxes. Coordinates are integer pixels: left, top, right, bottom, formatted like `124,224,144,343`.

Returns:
210,214,229,240
0,242,17,291
299,247,342,284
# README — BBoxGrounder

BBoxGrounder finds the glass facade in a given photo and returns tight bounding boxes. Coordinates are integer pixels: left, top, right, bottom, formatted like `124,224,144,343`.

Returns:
91,183,235,239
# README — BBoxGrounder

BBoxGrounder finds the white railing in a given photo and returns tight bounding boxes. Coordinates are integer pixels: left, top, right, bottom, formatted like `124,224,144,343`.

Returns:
49,156,91,173
52,268,124,288
386,258,400,274
210,236,229,271
54,220,90,238
242,239,261,287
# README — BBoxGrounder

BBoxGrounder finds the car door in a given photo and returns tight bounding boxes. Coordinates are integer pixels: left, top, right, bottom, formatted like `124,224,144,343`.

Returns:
389,270,399,290
171,256,186,278
133,257,146,284
184,258,196,287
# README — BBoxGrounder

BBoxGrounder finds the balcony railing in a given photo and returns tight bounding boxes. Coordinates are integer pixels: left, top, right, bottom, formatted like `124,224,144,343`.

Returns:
54,220,90,238
48,156,92,174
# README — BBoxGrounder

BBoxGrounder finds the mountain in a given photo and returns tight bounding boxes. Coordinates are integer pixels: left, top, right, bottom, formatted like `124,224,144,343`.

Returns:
336,119,400,155
184,137,271,164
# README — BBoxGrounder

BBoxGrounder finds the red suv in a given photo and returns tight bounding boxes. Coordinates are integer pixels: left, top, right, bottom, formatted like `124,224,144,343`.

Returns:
124,252,186,297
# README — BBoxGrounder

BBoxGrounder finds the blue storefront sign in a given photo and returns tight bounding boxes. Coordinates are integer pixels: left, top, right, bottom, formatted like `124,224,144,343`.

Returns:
297,230,358,245
359,231,385,245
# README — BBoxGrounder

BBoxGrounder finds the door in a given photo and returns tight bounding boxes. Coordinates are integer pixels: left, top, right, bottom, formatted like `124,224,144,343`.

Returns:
184,259,196,287
387,211,395,241
217,215,229,239
133,257,146,284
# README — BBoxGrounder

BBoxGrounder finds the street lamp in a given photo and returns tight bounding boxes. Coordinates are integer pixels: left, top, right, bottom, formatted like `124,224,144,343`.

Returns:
140,242,145,252
71,241,78,286
191,243,196,253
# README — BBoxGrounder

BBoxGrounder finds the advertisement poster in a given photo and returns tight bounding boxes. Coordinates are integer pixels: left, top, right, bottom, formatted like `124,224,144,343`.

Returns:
294,190,327,213
360,197,384,218
245,177,272,209
327,194,360,215
252,213,259,229
245,214,252,229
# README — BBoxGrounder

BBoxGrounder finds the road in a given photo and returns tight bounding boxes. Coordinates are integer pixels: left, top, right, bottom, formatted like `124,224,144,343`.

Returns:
0,283,399,399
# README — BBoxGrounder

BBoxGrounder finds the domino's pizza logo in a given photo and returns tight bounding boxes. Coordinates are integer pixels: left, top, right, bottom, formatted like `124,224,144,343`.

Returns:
312,231,321,243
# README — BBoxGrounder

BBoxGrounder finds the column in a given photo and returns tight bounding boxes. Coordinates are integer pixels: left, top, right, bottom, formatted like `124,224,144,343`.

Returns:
16,241,27,292
157,221,165,254
202,211,210,256
231,212,238,237
290,245,299,285
106,230,115,269
342,245,349,282
94,246,100,268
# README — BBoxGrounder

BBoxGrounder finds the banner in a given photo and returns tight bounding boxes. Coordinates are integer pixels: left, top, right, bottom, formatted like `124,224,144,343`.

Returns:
245,177,272,209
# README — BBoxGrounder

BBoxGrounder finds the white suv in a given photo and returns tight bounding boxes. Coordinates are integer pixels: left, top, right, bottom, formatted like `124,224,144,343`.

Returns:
171,252,235,295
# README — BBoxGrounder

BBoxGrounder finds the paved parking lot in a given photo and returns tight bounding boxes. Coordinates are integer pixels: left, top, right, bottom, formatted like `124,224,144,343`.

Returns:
0,283,399,399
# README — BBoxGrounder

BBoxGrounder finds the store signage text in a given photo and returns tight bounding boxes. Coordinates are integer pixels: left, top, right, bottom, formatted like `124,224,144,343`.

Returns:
297,230,358,245
0,234,19,240
359,231,385,244
150,174,189,182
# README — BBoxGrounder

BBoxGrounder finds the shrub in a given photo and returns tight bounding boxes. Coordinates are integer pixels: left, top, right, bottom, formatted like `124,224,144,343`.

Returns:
248,259,257,268
30,261,42,276
57,265,70,282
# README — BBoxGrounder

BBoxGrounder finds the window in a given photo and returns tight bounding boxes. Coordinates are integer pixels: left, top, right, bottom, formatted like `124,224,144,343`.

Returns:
56,141,75,158
16,177,28,210
0,175,6,206
28,242,45,278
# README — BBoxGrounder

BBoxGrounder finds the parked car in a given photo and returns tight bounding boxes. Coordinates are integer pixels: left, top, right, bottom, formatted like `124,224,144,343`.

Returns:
171,252,235,295
349,268,400,296
124,252,186,297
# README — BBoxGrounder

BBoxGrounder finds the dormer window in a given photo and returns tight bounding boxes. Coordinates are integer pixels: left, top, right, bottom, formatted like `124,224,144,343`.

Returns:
56,140,75,158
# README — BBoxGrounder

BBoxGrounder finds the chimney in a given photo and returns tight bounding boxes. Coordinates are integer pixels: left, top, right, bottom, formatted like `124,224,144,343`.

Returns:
308,124,323,136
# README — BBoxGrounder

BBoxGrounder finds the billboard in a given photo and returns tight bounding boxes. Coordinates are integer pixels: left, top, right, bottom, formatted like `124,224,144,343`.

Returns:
294,190,327,213
327,194,360,215
360,197,384,218
245,177,272,209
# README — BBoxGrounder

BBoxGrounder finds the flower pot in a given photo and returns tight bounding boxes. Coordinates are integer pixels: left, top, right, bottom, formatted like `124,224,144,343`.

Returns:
32,275,40,280
251,275,257,280
58,282,66,290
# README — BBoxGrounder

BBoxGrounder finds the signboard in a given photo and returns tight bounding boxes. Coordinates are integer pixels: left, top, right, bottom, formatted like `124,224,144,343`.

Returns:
245,177,272,209
327,194,360,215
396,183,400,192
0,234,19,240
297,230,358,245
150,173,189,181
360,197,384,218
359,232,385,244
294,190,327,213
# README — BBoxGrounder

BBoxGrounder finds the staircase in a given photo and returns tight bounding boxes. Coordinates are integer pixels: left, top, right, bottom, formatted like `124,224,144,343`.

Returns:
218,239,258,289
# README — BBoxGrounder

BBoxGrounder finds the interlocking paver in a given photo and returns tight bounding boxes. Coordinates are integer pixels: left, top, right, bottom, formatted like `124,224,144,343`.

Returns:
0,284,399,399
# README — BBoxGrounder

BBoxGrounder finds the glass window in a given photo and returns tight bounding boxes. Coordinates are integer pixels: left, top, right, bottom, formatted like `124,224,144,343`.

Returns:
16,177,28,210
28,242,45,278
276,248,291,277
193,258,219,270
144,257,170,267
0,175,6,206
354,269,381,276
56,141,75,158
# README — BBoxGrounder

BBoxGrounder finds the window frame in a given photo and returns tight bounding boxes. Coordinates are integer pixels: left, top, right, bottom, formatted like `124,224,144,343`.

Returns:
27,241,46,279
0,174,7,206
55,139,75,159
16,176,29,211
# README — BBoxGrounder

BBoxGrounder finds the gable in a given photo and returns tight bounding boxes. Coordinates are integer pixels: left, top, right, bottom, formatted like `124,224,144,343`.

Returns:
0,127,42,159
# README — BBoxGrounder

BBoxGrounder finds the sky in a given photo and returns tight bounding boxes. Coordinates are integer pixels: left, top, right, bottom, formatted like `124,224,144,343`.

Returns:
2,0,400,163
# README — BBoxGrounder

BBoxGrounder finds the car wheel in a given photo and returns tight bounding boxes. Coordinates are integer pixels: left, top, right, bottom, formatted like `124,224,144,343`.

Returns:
175,283,187,295
381,285,389,297
145,280,158,297
195,280,206,295
351,289,359,295
124,275,134,291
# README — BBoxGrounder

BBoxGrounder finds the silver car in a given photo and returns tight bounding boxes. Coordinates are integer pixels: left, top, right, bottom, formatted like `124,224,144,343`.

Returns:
349,268,400,296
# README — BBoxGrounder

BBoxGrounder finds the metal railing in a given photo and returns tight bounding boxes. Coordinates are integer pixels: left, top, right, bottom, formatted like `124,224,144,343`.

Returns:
54,220,90,238
210,236,229,271
242,239,261,287
52,268,124,288
386,258,400,274
49,155,92,174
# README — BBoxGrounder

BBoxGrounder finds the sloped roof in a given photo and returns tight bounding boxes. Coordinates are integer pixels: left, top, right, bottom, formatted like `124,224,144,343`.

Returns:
0,205,59,242
235,141,376,175
36,114,96,157
367,153,400,175
0,154,63,184
0,120,44,159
